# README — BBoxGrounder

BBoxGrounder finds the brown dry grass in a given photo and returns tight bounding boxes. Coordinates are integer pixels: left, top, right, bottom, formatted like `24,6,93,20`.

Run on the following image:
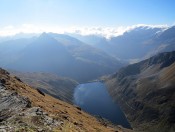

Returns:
159,62,175,88
0,69,131,132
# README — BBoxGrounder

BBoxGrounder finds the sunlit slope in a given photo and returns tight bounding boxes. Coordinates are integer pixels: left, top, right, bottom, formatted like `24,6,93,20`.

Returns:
0,68,132,132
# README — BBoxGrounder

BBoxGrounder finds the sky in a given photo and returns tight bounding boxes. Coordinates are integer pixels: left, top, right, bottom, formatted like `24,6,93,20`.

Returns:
0,0,175,36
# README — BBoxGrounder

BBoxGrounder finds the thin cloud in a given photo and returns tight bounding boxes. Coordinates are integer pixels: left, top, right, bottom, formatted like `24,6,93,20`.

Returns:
0,24,168,38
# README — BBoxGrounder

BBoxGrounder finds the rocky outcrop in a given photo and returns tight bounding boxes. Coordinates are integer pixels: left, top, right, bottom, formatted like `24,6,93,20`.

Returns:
0,83,61,131
0,84,30,122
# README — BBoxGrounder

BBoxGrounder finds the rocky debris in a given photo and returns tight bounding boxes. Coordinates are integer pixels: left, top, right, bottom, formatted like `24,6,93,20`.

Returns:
2,107,62,131
0,83,61,131
24,107,60,126
0,83,31,121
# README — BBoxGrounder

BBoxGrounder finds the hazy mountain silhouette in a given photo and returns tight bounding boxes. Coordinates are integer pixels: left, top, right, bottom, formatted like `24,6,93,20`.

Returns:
68,33,104,45
0,38,36,66
1,26,175,82
72,26,175,63
1,33,122,82
145,26,175,57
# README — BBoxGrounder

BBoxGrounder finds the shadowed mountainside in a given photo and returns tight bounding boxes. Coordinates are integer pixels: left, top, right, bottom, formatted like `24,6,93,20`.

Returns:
104,51,175,132
9,70,78,104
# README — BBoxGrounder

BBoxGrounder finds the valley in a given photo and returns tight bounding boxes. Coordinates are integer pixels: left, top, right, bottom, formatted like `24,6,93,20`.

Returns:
0,68,131,132
0,1,175,132
74,82,131,129
0,25,175,132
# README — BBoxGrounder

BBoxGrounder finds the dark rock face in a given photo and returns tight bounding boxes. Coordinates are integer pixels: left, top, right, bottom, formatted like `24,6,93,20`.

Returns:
105,51,175,132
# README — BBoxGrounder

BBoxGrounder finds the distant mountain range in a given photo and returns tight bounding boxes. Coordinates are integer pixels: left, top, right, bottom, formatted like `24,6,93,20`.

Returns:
104,51,175,131
0,26,174,81
0,33,122,83
71,26,175,63
0,25,175,132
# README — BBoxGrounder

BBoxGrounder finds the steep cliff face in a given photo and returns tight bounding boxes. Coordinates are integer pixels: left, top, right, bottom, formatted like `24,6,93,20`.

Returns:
105,51,175,132
0,68,132,132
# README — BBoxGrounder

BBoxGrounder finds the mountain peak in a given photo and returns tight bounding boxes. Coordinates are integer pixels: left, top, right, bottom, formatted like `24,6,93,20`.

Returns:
36,32,59,44
39,32,51,39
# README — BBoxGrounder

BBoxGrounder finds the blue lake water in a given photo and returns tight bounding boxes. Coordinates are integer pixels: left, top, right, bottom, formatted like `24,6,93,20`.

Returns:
73,82,131,129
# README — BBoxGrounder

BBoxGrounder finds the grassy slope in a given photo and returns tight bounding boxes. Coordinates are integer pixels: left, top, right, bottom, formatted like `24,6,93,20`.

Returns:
0,68,132,132
104,52,175,132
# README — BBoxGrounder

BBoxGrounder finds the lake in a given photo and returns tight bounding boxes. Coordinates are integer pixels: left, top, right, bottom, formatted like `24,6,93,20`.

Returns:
73,82,131,128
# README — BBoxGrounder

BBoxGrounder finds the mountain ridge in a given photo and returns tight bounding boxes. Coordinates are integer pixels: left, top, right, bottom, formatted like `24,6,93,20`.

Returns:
0,33,122,83
104,51,175,132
